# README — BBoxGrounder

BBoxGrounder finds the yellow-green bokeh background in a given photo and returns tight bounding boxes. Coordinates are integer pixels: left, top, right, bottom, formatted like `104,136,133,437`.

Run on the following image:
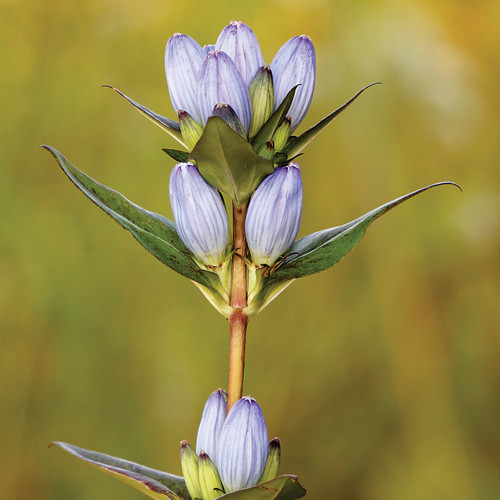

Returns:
2,0,499,498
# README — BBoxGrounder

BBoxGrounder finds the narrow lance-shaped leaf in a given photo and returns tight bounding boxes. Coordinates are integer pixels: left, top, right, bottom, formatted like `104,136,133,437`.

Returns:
51,442,189,500
282,82,381,158
271,182,460,281
41,146,221,292
217,475,306,499
189,117,274,206
163,148,190,162
102,85,186,147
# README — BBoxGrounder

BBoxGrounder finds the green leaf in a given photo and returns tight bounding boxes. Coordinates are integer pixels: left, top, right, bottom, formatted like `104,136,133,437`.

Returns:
268,182,460,282
51,442,189,500
282,83,381,158
218,475,306,499
103,85,186,148
163,148,190,162
41,146,221,291
189,117,274,207
252,86,298,152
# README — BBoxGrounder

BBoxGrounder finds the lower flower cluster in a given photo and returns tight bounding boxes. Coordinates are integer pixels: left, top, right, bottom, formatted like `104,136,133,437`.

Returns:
181,390,280,499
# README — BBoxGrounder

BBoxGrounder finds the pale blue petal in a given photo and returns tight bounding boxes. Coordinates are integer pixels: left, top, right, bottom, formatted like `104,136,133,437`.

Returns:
270,36,316,132
197,51,252,134
165,34,205,123
216,397,268,492
196,389,228,463
246,163,303,266
169,163,228,267
215,21,265,87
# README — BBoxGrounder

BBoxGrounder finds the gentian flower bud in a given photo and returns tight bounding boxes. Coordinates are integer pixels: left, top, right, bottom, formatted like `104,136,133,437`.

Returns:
248,65,274,139
178,110,204,150
199,451,225,500
203,44,216,55
198,51,252,134
180,441,202,500
165,34,205,123
169,163,228,267
212,103,246,138
216,397,268,492
245,163,303,267
215,21,265,87
270,35,316,132
259,438,281,483
196,388,228,463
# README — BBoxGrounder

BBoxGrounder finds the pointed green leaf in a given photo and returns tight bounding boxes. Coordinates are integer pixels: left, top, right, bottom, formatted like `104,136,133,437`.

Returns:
163,148,190,162
103,85,186,148
42,146,221,292
252,86,298,153
268,182,460,282
189,117,274,207
51,442,189,500
217,475,306,499
282,83,381,158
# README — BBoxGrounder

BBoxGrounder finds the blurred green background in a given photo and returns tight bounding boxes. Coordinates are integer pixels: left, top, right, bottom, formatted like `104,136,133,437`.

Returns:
1,0,499,498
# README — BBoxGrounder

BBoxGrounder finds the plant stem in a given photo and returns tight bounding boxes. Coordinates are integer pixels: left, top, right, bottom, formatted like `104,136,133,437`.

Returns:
228,203,248,412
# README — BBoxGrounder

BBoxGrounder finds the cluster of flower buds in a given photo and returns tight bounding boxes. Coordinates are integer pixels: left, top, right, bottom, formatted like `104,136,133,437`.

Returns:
181,389,280,499
166,21,310,293
165,21,315,148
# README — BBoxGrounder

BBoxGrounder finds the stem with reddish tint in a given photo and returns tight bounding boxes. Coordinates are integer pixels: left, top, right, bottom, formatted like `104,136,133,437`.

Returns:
228,202,249,412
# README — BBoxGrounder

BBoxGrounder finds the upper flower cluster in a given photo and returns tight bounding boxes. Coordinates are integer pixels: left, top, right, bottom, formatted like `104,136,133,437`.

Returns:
165,21,315,149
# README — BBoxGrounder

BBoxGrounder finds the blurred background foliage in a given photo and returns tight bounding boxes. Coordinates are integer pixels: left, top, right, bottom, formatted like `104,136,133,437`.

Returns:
1,0,499,498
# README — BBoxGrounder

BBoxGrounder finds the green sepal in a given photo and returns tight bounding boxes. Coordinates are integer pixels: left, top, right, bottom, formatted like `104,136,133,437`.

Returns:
163,148,190,162
259,439,281,484
198,451,224,500
180,441,202,500
218,475,306,499
102,85,186,148
282,83,381,158
41,146,222,294
252,86,298,153
189,117,274,207
272,152,289,167
271,182,460,281
51,442,189,500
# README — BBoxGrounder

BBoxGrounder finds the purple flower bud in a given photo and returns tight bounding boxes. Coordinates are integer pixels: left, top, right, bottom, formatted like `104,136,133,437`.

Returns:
203,44,216,55
169,163,228,267
196,389,228,463
216,397,268,492
198,51,252,134
215,21,265,87
212,103,246,138
246,163,303,266
270,35,316,132
165,34,205,123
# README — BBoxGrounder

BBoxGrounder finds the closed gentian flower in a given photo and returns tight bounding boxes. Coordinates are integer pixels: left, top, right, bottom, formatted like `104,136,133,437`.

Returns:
198,51,252,134
215,21,265,87
246,163,303,267
169,162,228,267
216,397,268,492
270,35,316,132
165,34,205,123
196,388,228,463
